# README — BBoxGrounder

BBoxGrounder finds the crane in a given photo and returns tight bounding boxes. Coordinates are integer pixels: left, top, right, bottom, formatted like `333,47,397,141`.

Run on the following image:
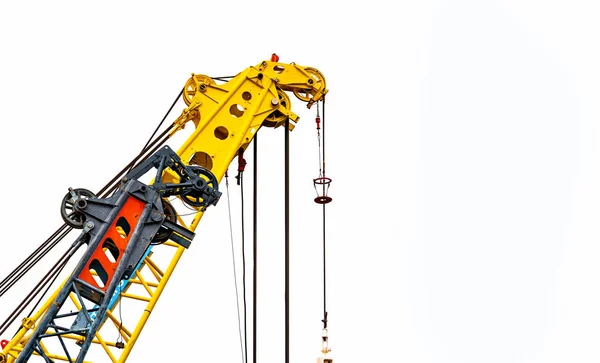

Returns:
0,56,327,363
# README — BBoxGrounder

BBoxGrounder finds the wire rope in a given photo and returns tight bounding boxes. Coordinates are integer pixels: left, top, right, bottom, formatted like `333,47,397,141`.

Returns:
225,174,246,363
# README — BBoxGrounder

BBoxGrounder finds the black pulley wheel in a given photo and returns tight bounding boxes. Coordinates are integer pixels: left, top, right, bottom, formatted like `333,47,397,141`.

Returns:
151,199,177,244
180,165,218,208
61,188,96,229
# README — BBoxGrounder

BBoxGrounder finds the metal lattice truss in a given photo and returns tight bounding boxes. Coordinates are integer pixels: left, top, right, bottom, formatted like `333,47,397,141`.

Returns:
6,240,187,363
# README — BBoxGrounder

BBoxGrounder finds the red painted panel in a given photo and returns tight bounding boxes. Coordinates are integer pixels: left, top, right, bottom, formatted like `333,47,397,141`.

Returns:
78,196,146,291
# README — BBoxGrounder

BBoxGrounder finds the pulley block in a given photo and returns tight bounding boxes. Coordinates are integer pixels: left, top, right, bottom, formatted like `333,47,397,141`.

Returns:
179,165,220,209
151,198,177,244
60,188,96,228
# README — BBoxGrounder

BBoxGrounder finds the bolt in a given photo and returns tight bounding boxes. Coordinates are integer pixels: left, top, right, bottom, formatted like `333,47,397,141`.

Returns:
271,98,279,106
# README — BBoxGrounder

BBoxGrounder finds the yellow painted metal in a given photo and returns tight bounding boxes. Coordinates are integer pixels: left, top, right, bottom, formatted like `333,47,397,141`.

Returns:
0,59,326,362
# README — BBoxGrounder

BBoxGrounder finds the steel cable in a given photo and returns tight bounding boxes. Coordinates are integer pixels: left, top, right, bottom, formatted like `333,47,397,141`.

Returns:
0,89,182,335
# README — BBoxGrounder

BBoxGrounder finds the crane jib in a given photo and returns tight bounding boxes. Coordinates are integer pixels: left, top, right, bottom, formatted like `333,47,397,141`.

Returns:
14,179,188,362
0,58,327,363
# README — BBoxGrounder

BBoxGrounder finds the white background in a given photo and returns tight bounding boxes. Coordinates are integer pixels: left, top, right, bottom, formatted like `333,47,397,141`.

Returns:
1,1,600,362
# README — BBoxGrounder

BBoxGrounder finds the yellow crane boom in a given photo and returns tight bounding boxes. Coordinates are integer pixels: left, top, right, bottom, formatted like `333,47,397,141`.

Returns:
0,58,327,363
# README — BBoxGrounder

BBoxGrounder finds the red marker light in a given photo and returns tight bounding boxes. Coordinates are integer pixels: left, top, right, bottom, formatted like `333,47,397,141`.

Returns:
271,53,279,62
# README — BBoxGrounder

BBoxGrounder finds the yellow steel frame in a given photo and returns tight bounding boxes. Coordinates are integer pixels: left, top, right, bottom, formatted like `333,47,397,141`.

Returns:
1,59,327,363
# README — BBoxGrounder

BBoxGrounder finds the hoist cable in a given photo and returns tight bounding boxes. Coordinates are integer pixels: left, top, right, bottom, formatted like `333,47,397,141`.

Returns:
225,174,246,363
100,131,172,197
0,227,71,337
0,228,68,298
125,87,183,175
98,87,182,197
1,89,179,294
0,229,71,336
26,237,83,317
212,76,235,82
316,104,323,178
0,233,81,337
0,88,183,336
142,88,182,154
284,118,290,363
0,224,70,297
239,168,248,363
321,98,328,326
252,135,258,363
